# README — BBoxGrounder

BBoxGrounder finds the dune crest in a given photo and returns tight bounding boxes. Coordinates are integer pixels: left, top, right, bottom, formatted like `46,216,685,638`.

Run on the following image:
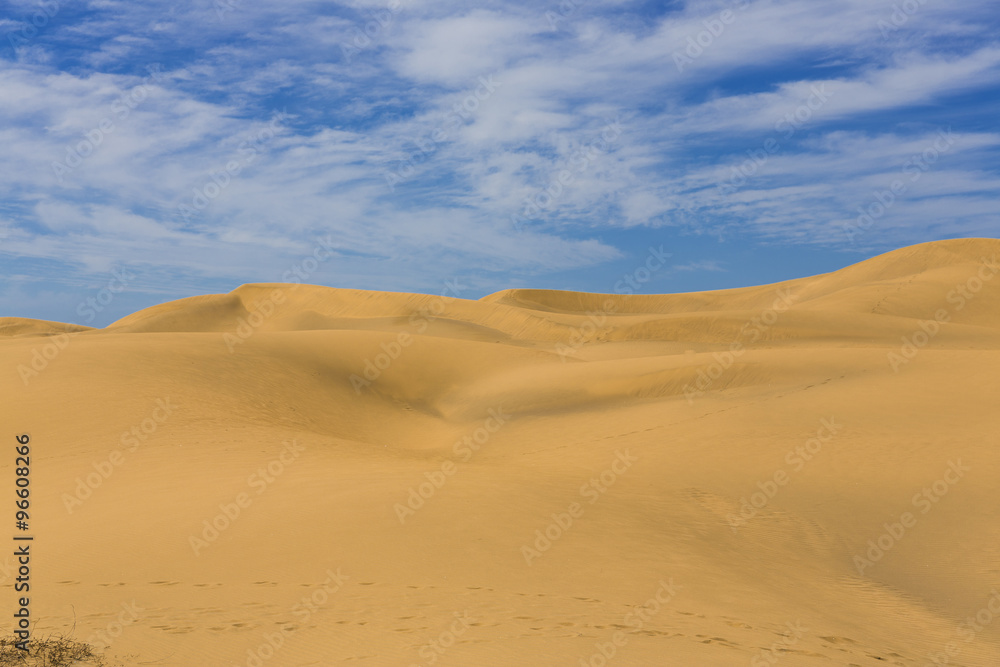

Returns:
2,238,998,666
12,238,996,339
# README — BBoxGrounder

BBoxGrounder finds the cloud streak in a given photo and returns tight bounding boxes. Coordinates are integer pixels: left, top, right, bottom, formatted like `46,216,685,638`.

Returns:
1,0,998,323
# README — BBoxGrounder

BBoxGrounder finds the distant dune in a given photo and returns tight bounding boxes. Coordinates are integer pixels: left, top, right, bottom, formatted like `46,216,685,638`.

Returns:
0,317,93,337
2,238,998,666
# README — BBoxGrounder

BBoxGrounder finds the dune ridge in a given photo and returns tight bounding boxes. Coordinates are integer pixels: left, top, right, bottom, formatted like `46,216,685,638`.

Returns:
2,238,999,666
20,237,990,342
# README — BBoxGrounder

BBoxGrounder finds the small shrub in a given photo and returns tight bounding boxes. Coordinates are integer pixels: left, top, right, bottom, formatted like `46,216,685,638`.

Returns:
0,634,110,666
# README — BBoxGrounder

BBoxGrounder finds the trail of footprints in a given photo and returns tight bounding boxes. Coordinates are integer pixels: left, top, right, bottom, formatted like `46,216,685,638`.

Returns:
52,580,920,663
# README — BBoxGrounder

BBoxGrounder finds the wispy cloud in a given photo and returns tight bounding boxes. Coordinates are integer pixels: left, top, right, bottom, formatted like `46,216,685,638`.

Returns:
673,260,726,273
1,0,998,324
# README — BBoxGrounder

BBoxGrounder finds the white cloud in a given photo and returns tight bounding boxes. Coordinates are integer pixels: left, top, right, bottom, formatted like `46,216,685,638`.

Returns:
394,10,542,85
1,0,999,322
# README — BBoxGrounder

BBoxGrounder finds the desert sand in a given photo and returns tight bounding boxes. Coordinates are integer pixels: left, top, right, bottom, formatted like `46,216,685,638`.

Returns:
2,237,999,666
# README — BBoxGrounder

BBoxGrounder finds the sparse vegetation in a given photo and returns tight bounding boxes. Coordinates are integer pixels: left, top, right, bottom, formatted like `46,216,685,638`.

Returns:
0,634,122,667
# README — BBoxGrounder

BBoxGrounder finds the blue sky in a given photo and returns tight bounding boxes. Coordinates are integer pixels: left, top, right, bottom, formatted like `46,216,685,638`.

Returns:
1,0,998,327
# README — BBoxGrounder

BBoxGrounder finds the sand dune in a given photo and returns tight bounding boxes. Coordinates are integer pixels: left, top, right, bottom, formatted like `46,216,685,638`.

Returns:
2,238,999,666
0,318,93,337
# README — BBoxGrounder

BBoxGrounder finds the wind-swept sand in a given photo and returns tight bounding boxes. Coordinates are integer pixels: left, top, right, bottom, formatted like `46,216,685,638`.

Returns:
2,238,999,666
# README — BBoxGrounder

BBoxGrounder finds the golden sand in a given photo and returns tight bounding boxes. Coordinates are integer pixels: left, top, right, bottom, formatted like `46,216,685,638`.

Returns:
2,238,999,666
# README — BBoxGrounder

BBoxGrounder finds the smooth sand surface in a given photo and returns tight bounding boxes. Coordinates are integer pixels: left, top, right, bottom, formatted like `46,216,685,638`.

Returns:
2,238,999,666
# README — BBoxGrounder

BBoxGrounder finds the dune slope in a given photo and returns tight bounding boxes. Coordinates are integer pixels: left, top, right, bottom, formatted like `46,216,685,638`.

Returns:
2,238,999,666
